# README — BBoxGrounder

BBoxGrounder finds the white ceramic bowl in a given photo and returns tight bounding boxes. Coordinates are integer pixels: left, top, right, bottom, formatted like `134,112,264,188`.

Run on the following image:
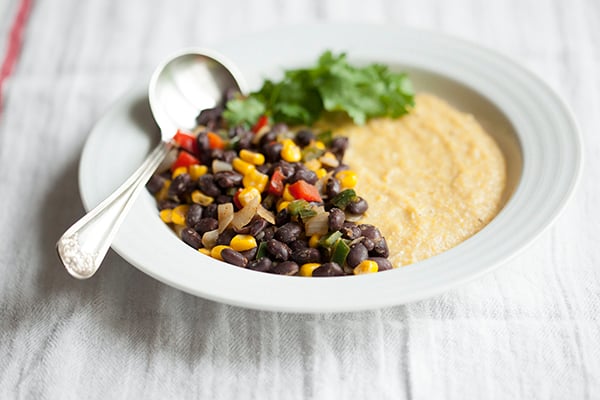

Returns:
79,24,582,312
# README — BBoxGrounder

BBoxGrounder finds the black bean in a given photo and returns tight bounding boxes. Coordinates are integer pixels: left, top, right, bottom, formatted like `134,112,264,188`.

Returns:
266,239,290,261
181,227,202,249
275,222,303,243
361,237,375,251
257,164,271,174
312,262,344,277
259,226,276,241
326,177,341,198
288,239,308,253
271,261,299,276
368,257,392,271
193,218,218,236
273,161,295,179
330,137,349,160
237,132,253,150
158,199,179,210
223,150,237,163
275,209,290,226
241,247,257,261
210,148,225,161
295,129,315,147
291,248,321,265
246,219,269,236
216,228,236,246
204,203,218,219
221,248,248,268
146,174,166,194
341,222,361,240
247,257,273,272
262,142,282,163
328,208,345,232
215,195,232,204
346,197,368,215
288,168,318,185
198,174,221,197
370,237,390,258
359,224,382,241
259,130,278,147
196,106,223,127
168,173,192,197
196,131,210,150
346,243,368,268
185,204,204,227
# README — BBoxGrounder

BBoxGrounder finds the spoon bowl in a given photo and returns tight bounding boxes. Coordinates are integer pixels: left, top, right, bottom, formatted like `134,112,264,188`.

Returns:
56,49,244,279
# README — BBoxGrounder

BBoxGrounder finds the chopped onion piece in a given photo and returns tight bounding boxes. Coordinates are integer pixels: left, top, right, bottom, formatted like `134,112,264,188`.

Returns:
231,197,260,230
256,205,276,225
218,203,234,233
201,229,219,249
212,159,233,173
304,211,330,236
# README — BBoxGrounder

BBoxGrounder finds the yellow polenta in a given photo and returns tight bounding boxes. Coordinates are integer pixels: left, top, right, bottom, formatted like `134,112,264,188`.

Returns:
334,93,506,267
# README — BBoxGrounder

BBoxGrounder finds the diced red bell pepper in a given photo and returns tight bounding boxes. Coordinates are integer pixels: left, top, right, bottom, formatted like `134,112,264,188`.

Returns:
172,129,199,156
171,151,200,172
268,167,285,196
251,115,269,134
232,189,243,210
288,180,322,203
206,131,225,150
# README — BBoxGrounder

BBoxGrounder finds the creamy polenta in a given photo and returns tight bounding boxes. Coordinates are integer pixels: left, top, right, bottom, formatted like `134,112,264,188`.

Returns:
334,93,506,267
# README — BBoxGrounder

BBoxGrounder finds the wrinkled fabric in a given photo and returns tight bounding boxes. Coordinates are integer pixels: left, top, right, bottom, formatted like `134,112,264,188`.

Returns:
1,0,598,398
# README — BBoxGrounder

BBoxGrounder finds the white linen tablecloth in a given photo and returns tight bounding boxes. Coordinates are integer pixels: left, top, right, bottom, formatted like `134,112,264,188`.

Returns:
1,0,598,398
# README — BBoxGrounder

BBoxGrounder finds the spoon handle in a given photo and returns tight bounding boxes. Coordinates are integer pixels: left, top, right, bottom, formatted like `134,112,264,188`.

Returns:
57,140,173,279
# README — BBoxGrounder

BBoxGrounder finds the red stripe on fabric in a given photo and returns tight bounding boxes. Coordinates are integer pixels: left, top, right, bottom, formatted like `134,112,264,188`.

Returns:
0,0,33,113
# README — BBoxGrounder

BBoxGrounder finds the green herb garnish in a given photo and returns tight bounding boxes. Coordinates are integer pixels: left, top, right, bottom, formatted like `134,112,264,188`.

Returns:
223,51,414,127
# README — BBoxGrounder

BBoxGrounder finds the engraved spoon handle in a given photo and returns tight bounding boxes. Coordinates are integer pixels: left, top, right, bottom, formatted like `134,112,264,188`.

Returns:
57,140,173,279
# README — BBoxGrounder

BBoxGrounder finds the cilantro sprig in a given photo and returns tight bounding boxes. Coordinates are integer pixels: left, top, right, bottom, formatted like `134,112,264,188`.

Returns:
223,51,414,127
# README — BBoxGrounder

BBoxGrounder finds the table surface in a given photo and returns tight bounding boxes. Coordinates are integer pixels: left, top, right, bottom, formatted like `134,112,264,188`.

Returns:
1,0,598,398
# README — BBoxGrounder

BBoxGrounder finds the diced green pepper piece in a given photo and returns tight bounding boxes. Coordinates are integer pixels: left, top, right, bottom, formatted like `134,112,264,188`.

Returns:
287,200,317,219
318,231,343,248
330,189,357,210
330,239,350,266
256,241,268,259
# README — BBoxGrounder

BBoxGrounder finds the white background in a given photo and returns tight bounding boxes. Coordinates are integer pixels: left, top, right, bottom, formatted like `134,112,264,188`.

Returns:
0,0,598,398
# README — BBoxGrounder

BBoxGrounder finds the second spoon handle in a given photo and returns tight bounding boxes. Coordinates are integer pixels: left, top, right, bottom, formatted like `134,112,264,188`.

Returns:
57,140,173,279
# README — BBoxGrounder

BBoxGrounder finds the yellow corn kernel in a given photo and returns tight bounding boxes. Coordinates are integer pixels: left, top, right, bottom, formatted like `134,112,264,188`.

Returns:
299,263,321,277
189,164,208,180
276,200,290,213
336,170,358,189
159,209,173,223
314,141,326,150
353,260,379,275
155,179,171,201
230,234,257,252
243,169,269,192
239,149,265,166
237,187,261,207
210,245,231,260
315,168,327,179
198,248,211,256
172,166,188,179
191,190,214,206
304,158,321,172
171,205,190,225
233,157,256,175
309,234,321,248
281,141,302,162
282,184,295,201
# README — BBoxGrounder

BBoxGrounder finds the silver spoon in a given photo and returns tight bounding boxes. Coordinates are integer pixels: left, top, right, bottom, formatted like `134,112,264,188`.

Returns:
56,48,245,279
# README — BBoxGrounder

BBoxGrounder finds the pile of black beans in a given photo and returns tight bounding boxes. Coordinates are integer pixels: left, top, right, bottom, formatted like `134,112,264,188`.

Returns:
146,101,392,276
